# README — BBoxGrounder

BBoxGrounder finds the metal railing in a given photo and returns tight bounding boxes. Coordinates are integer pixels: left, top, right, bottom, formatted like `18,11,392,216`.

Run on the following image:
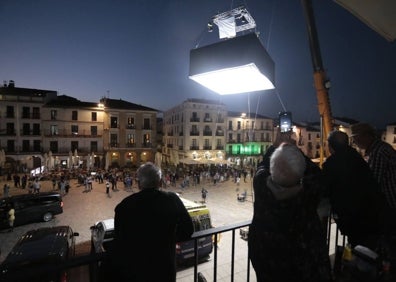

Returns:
1,218,346,282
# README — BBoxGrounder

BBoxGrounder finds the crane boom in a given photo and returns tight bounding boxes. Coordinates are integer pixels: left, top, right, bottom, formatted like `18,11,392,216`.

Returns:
301,0,334,163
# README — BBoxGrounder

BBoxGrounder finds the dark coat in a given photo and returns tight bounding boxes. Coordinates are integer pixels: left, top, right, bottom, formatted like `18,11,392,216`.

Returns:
249,164,332,282
322,146,385,248
112,189,194,282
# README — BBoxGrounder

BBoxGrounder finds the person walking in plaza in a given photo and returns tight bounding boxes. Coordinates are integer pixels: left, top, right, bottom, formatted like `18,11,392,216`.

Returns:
248,143,332,282
3,183,10,197
8,204,15,232
105,180,111,198
112,162,194,282
201,187,208,203
322,131,385,249
33,179,41,194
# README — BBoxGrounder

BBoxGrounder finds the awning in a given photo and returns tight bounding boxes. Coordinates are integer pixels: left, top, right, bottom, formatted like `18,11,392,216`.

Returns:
334,0,396,42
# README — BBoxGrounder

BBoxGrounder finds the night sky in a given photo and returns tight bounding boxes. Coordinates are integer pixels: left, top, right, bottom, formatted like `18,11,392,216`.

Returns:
0,0,395,129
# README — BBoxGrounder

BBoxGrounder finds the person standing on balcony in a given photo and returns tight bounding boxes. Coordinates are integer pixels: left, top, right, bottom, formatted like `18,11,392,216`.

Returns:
249,143,332,282
112,162,194,282
351,123,396,211
322,130,386,249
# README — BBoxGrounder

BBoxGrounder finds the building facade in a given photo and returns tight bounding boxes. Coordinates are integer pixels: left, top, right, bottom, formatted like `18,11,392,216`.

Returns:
162,99,228,165
0,82,159,173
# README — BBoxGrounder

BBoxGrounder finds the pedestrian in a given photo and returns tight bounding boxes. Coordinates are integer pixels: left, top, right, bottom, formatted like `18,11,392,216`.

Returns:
201,188,208,203
111,162,194,282
248,143,332,282
52,176,57,190
33,179,41,194
322,131,386,249
3,183,10,197
60,180,66,196
8,205,15,232
105,180,111,198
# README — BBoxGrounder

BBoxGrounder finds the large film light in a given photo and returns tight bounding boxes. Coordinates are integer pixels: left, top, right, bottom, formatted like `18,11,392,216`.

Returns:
189,33,275,95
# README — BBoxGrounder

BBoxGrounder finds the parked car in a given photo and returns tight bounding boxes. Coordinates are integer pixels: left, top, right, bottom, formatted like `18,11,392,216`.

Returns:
0,225,79,281
0,192,63,230
90,218,115,254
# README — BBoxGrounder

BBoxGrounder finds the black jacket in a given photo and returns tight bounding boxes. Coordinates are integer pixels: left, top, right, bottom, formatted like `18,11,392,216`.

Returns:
113,189,194,282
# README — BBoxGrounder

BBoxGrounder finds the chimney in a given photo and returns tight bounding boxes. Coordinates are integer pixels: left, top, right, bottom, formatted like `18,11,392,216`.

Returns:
8,80,15,88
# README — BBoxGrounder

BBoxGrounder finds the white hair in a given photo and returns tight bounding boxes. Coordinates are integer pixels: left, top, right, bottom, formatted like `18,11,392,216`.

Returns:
270,144,306,187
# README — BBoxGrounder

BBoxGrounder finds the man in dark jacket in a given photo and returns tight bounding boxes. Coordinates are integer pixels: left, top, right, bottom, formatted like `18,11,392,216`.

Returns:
322,131,385,249
112,162,194,282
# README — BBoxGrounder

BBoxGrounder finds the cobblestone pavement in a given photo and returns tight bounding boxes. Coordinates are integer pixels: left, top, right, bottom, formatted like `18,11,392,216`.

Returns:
0,175,257,281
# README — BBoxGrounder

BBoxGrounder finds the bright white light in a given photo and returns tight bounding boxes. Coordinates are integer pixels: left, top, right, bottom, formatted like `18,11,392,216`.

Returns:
189,63,274,95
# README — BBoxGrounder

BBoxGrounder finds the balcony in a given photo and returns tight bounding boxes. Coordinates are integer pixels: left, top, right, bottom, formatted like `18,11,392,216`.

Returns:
203,146,212,150
21,113,41,119
141,142,153,148
126,124,136,129
190,145,199,150
215,145,224,150
203,130,212,136
0,217,355,282
215,130,224,136
204,117,212,122
190,131,199,136
43,129,103,138
190,117,200,122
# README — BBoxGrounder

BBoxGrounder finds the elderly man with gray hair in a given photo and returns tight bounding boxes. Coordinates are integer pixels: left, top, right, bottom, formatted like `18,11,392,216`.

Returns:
112,162,194,282
248,143,331,282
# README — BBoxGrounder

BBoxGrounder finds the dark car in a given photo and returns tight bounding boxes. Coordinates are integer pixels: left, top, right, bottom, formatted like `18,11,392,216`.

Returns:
0,225,79,281
0,192,63,230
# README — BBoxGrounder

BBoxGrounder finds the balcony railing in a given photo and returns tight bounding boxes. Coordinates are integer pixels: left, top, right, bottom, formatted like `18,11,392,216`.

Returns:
0,218,349,282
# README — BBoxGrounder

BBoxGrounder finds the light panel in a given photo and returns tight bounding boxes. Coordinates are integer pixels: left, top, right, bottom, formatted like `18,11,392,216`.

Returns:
189,33,275,95
189,63,274,95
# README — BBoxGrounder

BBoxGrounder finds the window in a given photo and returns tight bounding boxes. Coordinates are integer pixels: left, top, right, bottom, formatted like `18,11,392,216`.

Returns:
71,141,79,152
50,141,58,153
6,123,15,135
228,120,233,130
237,121,241,130
110,134,118,147
204,139,210,146
32,107,40,119
6,106,14,118
22,107,30,118
143,118,150,130
22,140,30,151
90,141,98,153
50,125,58,136
71,125,78,135
33,124,40,135
51,110,57,120
110,116,118,128
127,117,135,129
91,126,97,136
143,133,150,145
33,140,41,151
7,140,15,152
72,111,78,121
23,123,30,135
127,134,135,146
